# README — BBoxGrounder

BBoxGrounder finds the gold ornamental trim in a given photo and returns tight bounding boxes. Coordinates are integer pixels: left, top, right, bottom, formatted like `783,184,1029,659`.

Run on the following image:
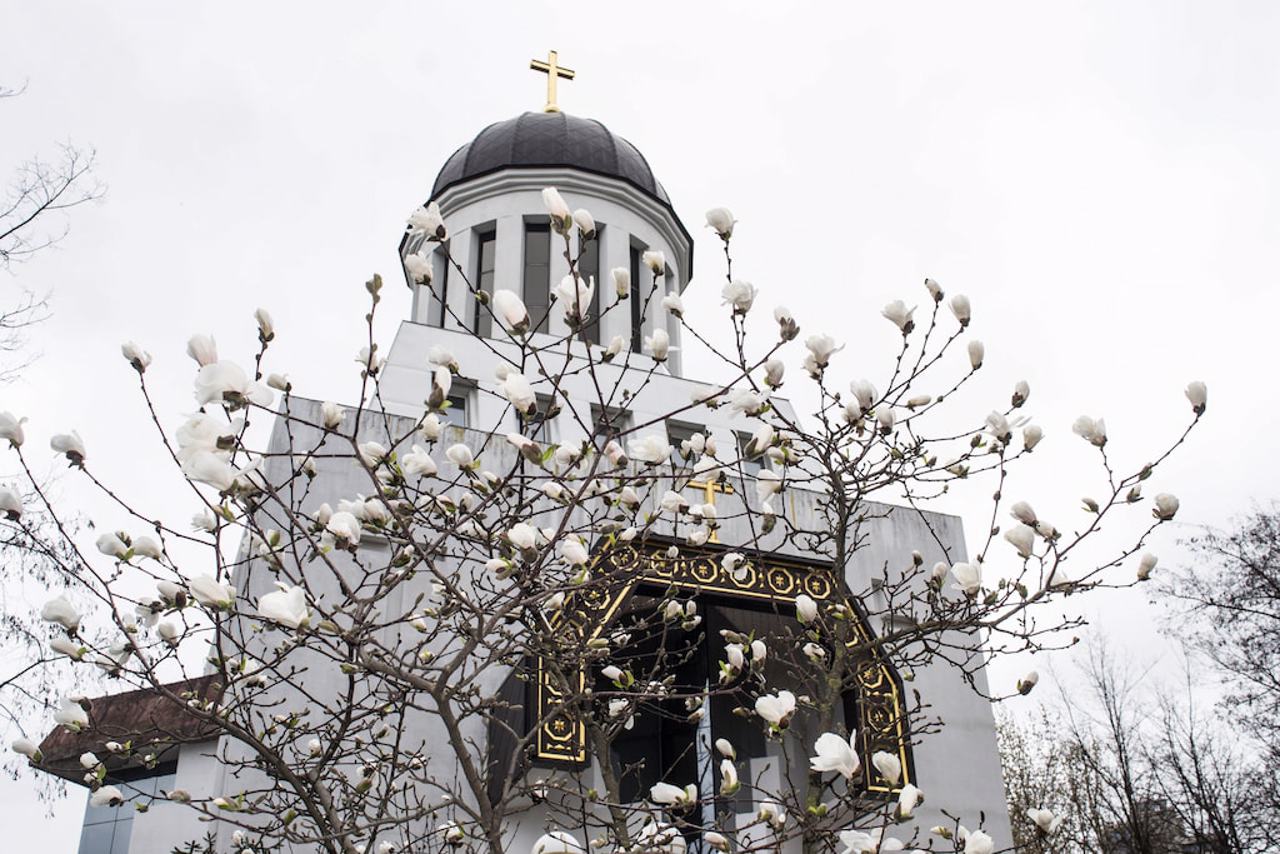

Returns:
532,539,913,795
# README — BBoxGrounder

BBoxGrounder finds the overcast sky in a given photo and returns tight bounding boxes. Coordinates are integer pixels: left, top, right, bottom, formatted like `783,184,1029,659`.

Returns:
3,1,1279,846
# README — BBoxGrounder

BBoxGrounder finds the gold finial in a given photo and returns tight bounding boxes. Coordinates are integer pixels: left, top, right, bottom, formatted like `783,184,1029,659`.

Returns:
530,49,575,113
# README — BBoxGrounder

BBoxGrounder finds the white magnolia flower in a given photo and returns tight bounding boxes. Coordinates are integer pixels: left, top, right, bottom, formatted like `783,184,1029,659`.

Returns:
1013,379,1031,407
705,207,736,238
848,380,877,415
542,187,573,233
54,698,89,731
554,274,595,324
559,538,589,567
358,441,388,467
1153,493,1180,521
320,401,345,431
896,783,923,819
725,643,745,671
951,562,982,597
51,431,86,464
189,574,235,609
1005,523,1036,558
121,341,152,371
645,328,670,361
133,536,162,559
950,293,972,326
601,664,624,682
755,690,797,728
925,277,943,301
96,533,129,559
642,250,665,275
41,595,80,632
967,339,985,369
611,267,630,299
1009,501,1037,525
1072,415,1107,447
758,801,787,830
186,333,218,367
985,411,1012,444
90,786,125,808
266,373,290,392
80,751,100,769
407,201,447,240
325,511,361,546
1137,552,1158,581
1018,670,1040,695
963,829,994,854
50,636,85,659
194,361,273,408
629,433,672,465
1027,808,1063,835
839,828,884,854
602,335,624,361
881,300,916,333
402,445,438,478
1023,424,1044,451
876,407,896,433
0,411,24,448
257,584,310,629
795,593,818,624
755,469,782,503
721,280,757,313
637,821,686,854
661,293,684,316
403,252,432,284
719,758,739,795
532,831,585,854
508,522,538,551
445,443,475,470
157,620,181,647
649,781,697,807
498,373,536,415
1185,380,1207,414
573,208,596,237
803,642,826,662
762,358,785,389
871,750,902,785
660,491,688,514
804,333,843,369
11,738,41,762
492,289,530,334
810,731,861,779
704,831,729,853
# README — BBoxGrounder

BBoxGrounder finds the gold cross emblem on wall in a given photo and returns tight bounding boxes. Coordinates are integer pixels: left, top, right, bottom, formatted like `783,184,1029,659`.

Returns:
686,476,734,543
530,50,576,114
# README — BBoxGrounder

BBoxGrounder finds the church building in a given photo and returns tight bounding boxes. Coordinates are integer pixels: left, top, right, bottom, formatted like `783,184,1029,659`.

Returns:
35,53,1012,854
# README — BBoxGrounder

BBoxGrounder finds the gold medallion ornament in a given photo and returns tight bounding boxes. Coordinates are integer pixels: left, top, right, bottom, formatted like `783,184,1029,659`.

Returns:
531,538,914,796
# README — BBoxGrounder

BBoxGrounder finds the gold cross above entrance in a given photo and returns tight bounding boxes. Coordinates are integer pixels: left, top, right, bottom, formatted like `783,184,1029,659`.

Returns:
686,477,734,543
530,50,575,113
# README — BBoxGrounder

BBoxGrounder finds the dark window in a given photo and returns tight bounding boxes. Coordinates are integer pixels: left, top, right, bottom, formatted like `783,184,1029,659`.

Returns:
606,599,846,825
523,223,552,334
473,229,497,335
79,767,177,854
442,392,468,429
630,245,644,353
667,422,703,466
736,432,765,475
591,405,629,443
578,227,602,344
432,245,450,328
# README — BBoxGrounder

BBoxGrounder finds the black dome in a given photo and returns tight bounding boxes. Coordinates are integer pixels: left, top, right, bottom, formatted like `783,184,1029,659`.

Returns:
431,112,671,205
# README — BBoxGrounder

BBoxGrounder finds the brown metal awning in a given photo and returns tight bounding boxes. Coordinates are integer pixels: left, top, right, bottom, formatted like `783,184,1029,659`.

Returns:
34,675,224,784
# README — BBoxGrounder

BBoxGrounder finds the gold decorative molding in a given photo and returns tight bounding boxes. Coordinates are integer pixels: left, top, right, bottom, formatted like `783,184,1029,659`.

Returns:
532,539,913,795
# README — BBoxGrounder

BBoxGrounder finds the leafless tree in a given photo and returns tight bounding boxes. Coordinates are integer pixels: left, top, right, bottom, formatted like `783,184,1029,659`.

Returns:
3,196,1205,854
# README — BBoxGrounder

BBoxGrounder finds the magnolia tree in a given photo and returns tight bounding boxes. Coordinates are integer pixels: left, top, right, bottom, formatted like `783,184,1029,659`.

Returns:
0,189,1206,854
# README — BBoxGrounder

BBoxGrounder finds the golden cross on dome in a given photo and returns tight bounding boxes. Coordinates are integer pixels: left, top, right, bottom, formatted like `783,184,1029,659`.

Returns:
530,50,575,113
686,477,734,543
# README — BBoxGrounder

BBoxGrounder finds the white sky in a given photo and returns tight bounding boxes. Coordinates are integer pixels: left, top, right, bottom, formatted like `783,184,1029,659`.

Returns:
3,1,1278,847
